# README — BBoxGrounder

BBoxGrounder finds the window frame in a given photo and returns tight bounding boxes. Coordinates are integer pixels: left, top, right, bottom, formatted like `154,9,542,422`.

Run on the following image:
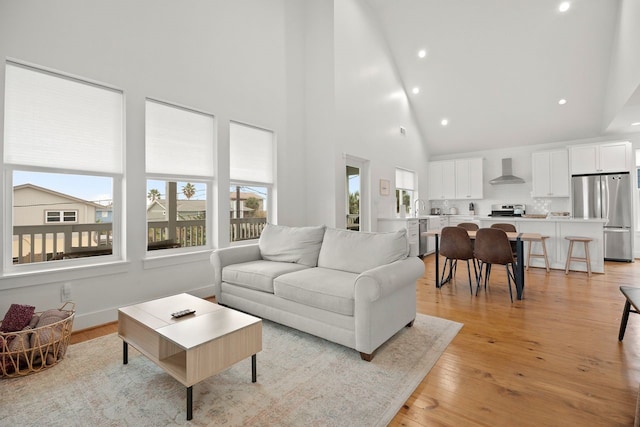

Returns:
2,61,124,276
229,121,276,244
45,210,79,224
144,98,216,256
229,181,272,244
145,178,212,255
395,167,416,215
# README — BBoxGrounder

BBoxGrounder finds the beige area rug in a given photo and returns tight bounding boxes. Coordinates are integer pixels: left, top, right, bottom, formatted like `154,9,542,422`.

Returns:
1,314,462,427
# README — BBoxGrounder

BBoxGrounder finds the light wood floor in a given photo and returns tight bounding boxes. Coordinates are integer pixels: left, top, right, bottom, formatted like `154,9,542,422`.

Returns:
391,255,640,427
70,256,640,426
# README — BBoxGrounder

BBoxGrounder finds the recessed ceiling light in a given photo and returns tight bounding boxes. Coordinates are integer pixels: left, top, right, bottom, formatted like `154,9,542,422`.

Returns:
418,49,427,59
441,118,449,126
559,2,570,12
558,98,567,105
412,87,420,94
632,122,640,126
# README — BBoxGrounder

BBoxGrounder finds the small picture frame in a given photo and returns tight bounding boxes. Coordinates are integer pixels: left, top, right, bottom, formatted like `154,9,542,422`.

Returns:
379,179,390,196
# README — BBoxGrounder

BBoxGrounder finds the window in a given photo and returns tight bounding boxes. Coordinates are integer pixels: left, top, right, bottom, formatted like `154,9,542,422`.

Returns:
4,61,123,268
145,99,214,251
45,211,78,223
395,168,415,215
229,122,274,242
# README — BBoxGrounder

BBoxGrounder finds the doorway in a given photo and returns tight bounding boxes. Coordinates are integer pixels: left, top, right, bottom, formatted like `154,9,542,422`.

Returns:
345,156,369,232
346,166,360,231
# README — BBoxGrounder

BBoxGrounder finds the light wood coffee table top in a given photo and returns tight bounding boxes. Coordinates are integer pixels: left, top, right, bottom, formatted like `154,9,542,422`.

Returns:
118,293,262,420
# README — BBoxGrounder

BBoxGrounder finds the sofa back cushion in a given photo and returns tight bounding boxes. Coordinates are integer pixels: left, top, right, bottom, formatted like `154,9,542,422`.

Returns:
259,224,326,267
317,228,409,274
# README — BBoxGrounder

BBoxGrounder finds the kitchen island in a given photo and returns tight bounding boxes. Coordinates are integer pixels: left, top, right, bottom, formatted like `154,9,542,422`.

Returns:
379,214,607,273
476,217,606,273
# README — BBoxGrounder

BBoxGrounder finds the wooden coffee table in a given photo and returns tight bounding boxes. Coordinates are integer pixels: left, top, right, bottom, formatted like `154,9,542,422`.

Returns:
117,293,262,420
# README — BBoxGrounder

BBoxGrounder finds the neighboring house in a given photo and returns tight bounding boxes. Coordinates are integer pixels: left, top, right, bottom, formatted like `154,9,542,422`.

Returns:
13,184,111,262
229,191,265,219
147,199,206,221
95,204,113,223
13,184,106,226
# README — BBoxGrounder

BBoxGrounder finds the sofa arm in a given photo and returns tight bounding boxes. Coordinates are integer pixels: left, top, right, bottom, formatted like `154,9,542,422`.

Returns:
210,244,262,286
354,256,425,302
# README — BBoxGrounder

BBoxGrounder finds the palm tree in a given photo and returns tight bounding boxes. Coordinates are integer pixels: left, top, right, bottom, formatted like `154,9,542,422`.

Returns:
245,197,260,217
182,183,196,200
148,188,161,203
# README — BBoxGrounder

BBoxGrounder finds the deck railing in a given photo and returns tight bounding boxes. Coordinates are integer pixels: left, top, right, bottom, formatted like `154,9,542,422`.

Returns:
13,223,113,264
13,217,266,264
230,217,267,242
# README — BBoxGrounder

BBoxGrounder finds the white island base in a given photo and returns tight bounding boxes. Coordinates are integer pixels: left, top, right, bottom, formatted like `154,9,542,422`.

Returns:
481,217,607,274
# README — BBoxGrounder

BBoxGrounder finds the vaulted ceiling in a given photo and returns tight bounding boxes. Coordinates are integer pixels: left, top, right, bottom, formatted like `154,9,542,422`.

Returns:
365,0,638,156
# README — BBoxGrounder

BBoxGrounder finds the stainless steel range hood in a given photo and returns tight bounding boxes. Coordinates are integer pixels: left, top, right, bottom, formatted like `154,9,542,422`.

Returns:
489,158,525,185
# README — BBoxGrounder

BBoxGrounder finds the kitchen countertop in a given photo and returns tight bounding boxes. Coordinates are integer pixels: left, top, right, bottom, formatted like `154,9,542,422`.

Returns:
478,216,608,223
378,215,608,223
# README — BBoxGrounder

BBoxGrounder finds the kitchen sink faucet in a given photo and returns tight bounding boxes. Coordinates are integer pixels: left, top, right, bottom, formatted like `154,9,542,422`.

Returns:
414,199,426,217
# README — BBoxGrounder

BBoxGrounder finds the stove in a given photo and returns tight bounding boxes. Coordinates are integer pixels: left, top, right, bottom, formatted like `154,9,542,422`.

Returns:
489,204,525,217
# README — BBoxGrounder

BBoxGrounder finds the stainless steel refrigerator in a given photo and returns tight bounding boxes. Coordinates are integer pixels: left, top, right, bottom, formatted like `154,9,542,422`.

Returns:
571,173,633,261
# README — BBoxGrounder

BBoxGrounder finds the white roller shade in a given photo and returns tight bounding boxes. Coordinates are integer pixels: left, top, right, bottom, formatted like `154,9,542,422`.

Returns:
396,168,415,190
4,62,123,174
230,122,274,184
146,100,214,177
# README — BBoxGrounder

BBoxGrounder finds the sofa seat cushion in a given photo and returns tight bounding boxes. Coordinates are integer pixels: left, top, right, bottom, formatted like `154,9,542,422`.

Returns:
222,260,310,294
318,228,409,274
274,267,357,316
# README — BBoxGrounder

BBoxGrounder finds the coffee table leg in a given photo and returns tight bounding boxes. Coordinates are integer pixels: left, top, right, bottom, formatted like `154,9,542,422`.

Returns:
123,341,128,365
186,386,193,420
252,354,257,383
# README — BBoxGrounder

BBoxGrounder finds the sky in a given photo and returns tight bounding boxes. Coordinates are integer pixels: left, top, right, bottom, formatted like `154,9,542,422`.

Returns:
14,171,113,205
14,172,208,206
14,171,266,205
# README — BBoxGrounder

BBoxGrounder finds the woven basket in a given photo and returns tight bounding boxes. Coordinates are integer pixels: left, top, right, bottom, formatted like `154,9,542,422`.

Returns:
0,302,75,378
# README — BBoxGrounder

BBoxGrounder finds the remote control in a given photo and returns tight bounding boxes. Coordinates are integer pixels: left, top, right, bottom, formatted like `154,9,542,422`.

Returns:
171,309,196,318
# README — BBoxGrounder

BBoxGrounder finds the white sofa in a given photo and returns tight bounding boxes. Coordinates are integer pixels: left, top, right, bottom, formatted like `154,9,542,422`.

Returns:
210,224,425,361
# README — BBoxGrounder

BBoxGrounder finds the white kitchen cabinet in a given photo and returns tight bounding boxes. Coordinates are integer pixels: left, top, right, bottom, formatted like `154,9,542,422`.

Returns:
531,150,569,197
454,158,483,199
428,160,456,200
569,141,631,175
377,218,419,257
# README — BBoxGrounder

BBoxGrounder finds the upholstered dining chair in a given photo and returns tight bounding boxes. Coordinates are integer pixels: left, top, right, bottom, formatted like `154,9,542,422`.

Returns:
474,227,516,302
490,223,517,259
490,223,516,232
439,226,478,294
457,222,479,231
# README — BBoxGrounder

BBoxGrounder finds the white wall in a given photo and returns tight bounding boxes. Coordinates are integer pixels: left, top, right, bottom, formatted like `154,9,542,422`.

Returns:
604,0,640,127
333,0,429,226
0,0,308,329
0,0,429,329
303,0,338,227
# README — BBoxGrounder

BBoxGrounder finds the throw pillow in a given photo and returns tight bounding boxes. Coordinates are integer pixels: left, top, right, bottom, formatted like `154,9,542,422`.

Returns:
0,304,36,333
259,224,326,267
30,309,70,348
317,228,409,274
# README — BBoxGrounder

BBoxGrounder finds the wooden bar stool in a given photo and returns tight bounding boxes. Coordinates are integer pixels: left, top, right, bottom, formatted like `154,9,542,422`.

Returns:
564,236,593,277
524,235,550,272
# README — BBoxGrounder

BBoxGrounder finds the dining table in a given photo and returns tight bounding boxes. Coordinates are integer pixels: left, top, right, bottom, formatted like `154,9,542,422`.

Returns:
422,228,543,300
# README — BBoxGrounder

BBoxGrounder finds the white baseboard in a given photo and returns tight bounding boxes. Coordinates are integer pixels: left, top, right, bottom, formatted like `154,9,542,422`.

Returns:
72,285,215,332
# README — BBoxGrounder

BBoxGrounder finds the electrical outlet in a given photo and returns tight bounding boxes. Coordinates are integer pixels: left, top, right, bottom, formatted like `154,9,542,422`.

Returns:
61,283,72,302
